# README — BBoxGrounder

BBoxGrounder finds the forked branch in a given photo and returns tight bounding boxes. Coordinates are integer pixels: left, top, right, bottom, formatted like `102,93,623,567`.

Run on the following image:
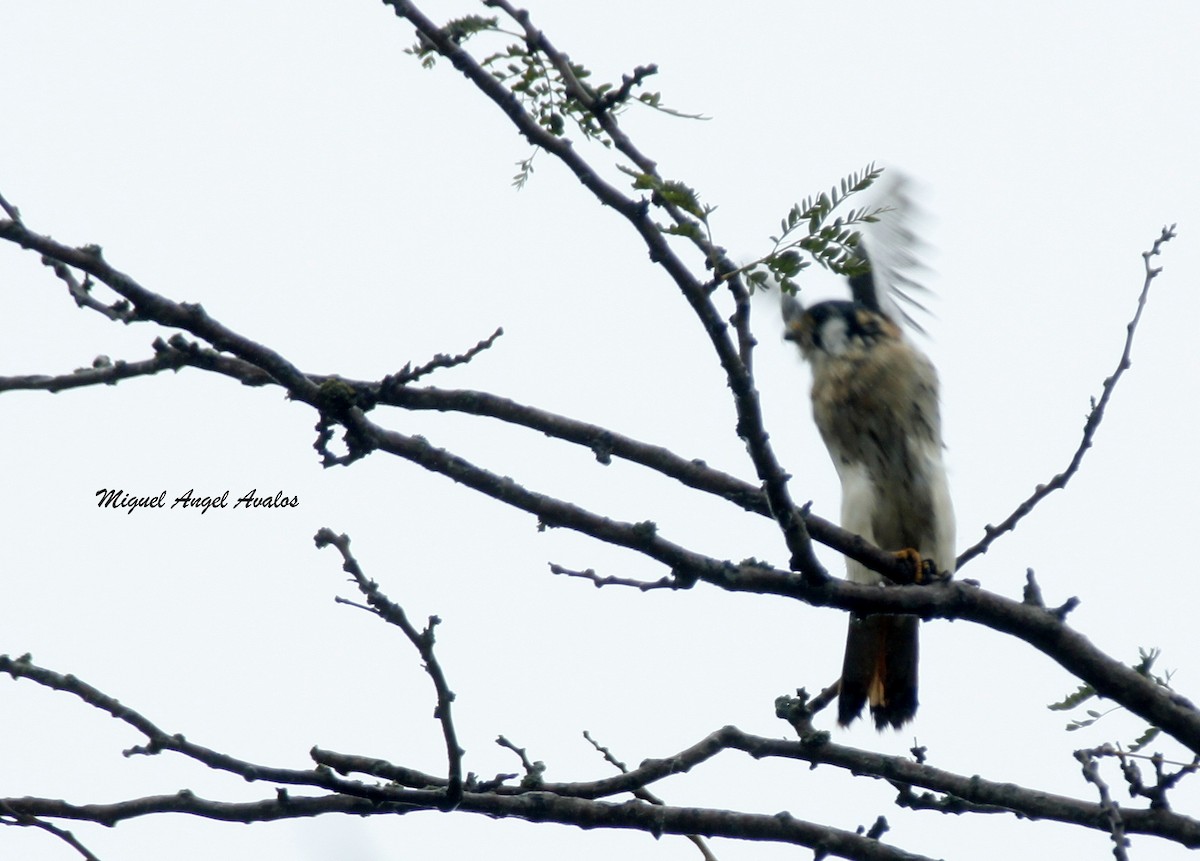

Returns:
316,528,465,805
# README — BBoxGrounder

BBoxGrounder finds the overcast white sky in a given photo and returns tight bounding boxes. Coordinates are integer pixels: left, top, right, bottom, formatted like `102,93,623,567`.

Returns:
4,2,1200,860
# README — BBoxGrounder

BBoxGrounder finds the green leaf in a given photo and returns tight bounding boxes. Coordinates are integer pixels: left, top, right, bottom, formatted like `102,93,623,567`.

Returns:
657,180,704,217
1128,725,1161,753
663,222,703,241
1048,683,1097,711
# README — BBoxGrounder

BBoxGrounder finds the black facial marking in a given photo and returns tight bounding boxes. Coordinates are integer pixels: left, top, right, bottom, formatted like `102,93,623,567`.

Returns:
805,300,884,351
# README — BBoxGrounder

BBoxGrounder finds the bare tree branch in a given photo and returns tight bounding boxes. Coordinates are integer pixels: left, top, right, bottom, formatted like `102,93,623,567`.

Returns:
0,653,948,860
0,805,103,861
3,200,1198,756
5,650,1199,851
1,5,1193,857
0,199,915,589
382,326,505,385
957,224,1177,568
2,788,948,861
549,562,683,591
381,0,826,583
0,347,189,393
0,655,394,798
1076,747,1132,861
0,216,323,405
316,529,465,806
0,189,23,223
582,730,721,861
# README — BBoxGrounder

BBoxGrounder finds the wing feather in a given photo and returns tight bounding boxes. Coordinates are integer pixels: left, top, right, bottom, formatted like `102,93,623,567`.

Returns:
848,172,932,334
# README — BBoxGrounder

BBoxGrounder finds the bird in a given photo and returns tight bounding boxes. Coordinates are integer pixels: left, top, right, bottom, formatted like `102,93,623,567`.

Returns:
781,182,954,729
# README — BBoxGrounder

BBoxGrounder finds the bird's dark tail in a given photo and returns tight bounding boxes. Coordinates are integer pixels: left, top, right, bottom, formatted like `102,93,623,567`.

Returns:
838,614,919,730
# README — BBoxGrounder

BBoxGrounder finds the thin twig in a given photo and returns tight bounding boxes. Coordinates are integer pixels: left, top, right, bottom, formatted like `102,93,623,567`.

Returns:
381,326,504,387
0,216,322,403
0,350,188,393
582,731,720,861
957,225,1177,568
0,655,411,804
1075,748,1131,861
0,805,103,861
0,189,23,223
1094,743,1200,810
549,563,684,591
43,260,132,320
495,736,546,787
597,63,659,112
315,528,465,807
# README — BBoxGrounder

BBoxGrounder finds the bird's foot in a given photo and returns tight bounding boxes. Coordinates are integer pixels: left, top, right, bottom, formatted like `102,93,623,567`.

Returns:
893,548,944,585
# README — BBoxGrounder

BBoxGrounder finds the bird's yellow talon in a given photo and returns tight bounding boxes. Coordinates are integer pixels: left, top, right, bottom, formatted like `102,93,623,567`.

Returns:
892,548,924,584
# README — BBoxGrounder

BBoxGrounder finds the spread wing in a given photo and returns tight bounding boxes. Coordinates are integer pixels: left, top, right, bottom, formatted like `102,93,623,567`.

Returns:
847,172,932,334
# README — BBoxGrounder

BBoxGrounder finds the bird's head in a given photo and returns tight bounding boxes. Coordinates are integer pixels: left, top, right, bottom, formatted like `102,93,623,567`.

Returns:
783,297,902,362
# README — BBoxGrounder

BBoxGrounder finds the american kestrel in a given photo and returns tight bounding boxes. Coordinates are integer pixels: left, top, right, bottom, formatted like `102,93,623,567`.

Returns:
782,199,954,729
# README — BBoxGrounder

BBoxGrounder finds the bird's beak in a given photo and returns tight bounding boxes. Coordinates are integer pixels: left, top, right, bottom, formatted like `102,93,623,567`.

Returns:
780,294,805,341
782,293,811,342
